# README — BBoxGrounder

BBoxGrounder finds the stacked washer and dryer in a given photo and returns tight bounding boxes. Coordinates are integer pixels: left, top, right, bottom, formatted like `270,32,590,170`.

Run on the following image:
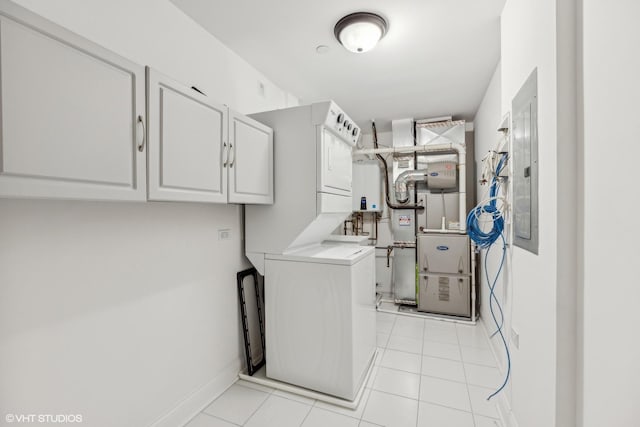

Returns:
244,101,376,401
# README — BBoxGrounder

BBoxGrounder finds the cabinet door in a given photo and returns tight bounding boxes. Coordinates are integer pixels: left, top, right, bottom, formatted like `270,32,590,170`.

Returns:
147,68,227,203
317,127,352,196
228,111,273,204
0,3,146,201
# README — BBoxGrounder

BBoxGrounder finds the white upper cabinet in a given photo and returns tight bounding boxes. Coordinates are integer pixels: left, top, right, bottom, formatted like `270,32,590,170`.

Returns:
0,2,273,205
0,2,146,201
146,68,228,203
147,67,273,205
228,111,273,204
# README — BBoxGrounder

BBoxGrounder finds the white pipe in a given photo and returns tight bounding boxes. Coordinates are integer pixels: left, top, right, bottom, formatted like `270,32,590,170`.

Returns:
391,241,417,248
421,228,465,234
470,243,477,321
354,142,464,156
458,161,466,232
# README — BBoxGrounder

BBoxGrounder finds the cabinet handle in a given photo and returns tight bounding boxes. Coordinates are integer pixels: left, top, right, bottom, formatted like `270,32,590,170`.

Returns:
229,143,235,168
223,142,228,167
137,115,146,152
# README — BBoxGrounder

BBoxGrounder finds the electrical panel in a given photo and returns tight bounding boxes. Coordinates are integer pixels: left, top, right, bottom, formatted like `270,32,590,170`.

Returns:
512,68,539,254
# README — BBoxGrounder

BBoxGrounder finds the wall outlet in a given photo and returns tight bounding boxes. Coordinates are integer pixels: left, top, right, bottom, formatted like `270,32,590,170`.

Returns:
218,229,231,240
511,327,520,349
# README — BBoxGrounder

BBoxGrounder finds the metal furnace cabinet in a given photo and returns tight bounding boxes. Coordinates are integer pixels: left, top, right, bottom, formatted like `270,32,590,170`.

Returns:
417,234,471,317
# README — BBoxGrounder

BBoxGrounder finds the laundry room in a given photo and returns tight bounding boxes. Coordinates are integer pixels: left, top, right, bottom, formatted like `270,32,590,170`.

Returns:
0,1,638,427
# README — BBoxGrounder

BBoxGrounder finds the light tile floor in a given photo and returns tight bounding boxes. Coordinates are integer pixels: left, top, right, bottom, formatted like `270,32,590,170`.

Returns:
187,311,504,427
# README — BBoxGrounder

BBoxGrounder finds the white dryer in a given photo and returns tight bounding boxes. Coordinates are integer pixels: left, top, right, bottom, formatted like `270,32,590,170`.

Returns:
245,101,376,401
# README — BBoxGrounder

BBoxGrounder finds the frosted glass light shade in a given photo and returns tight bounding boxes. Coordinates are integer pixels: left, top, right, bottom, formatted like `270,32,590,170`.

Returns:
334,12,388,53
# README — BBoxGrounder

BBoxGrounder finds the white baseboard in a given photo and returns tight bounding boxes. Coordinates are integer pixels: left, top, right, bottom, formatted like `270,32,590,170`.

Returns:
496,397,519,427
150,357,242,427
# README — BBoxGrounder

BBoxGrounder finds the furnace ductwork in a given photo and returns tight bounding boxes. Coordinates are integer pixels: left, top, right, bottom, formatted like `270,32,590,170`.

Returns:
394,169,428,203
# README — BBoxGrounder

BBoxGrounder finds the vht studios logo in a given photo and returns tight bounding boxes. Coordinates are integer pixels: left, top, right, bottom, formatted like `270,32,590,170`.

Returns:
5,414,83,424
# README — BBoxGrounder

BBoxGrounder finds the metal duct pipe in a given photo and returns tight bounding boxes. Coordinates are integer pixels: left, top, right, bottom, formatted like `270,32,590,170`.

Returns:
394,169,428,203
371,120,423,211
354,141,467,232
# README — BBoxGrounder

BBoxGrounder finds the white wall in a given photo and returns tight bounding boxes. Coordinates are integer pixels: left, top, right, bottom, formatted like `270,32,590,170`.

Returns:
497,1,582,426
479,2,640,426
500,0,561,425
554,0,578,425
472,63,514,371
9,0,298,115
580,1,640,425
0,1,298,426
472,63,502,323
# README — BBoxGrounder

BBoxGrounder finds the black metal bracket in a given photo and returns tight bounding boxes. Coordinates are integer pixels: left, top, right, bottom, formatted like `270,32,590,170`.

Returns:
237,267,266,376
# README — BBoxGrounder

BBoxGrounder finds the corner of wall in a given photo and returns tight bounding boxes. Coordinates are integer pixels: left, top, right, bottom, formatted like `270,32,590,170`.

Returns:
575,0,585,423
151,358,241,427
554,0,578,426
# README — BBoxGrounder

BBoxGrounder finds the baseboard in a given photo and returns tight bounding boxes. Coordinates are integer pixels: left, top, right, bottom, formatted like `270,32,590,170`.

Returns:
496,397,519,427
150,357,242,427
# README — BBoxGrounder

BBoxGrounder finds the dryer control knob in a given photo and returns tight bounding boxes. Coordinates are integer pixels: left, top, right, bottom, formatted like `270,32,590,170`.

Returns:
337,113,344,124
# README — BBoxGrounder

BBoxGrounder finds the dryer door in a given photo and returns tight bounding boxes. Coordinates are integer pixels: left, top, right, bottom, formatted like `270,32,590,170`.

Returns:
317,127,352,196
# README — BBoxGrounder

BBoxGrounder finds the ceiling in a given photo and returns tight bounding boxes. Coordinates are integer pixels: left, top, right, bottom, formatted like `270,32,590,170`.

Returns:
170,0,505,132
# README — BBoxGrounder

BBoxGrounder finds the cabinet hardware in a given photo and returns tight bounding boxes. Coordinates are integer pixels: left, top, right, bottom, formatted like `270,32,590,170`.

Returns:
229,143,235,168
137,115,146,152
223,142,228,167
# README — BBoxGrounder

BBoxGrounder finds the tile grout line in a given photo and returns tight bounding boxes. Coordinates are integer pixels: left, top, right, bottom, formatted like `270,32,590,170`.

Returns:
270,391,316,407
237,380,326,424
237,387,276,427
360,312,397,425
368,388,476,419
376,362,421,376
419,371,468,385
416,318,425,427
456,323,478,427
461,358,499,369
310,397,365,422
415,398,478,415
197,412,243,427
237,316,492,426
226,313,499,427
295,402,314,427
375,314,483,422
369,383,450,404
359,372,374,422
235,382,276,396
201,382,274,426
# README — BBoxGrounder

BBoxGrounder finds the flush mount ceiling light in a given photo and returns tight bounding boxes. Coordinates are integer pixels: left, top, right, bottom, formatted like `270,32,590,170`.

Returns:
334,12,388,53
